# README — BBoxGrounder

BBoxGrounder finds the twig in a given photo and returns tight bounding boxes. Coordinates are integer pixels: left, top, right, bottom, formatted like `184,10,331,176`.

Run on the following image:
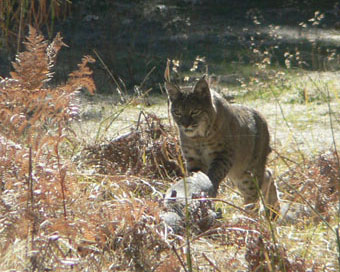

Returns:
93,49,126,102
164,59,171,82
27,145,37,270
177,151,193,271
171,245,188,272
94,105,126,143
139,66,156,91
191,227,222,242
136,110,152,132
210,198,252,216
56,126,67,219
192,225,261,243
324,84,339,183
202,253,221,272
17,0,24,53
252,176,283,272
336,227,340,269
28,146,34,208
270,84,306,165
136,111,144,131
308,78,339,166
279,177,336,235
323,82,340,269
28,146,34,249
183,176,193,271
271,148,301,166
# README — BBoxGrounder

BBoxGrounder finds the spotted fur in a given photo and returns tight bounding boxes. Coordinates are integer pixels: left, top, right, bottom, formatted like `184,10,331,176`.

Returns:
165,77,279,210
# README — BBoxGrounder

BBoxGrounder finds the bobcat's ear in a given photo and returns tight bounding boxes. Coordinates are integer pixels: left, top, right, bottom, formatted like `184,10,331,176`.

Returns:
193,77,210,98
165,81,181,102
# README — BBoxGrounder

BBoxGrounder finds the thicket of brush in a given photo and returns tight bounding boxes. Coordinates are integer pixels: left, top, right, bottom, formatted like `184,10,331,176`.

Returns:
0,27,339,271
0,26,182,272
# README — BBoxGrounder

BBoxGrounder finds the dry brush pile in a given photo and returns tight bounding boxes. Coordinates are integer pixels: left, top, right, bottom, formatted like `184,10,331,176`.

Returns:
276,150,340,221
83,112,183,180
0,27,339,271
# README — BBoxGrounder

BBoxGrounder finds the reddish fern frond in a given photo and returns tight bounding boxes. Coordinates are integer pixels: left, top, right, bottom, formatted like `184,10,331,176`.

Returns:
47,32,68,72
0,27,95,141
67,55,96,94
10,26,50,90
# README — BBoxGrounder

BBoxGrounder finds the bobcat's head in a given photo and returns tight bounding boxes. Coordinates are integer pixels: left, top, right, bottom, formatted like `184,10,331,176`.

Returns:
165,77,216,138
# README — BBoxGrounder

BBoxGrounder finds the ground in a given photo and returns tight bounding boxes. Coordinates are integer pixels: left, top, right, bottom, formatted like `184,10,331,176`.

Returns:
71,68,340,271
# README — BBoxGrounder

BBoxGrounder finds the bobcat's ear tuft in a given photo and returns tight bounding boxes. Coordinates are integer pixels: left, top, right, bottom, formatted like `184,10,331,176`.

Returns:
165,81,180,102
193,77,210,97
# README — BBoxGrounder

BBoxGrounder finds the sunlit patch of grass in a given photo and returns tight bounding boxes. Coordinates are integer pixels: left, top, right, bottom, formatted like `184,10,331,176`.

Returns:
71,93,169,144
277,222,337,266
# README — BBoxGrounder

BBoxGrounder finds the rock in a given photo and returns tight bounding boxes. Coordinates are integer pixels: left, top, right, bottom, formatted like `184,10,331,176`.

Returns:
162,172,219,233
161,211,183,233
164,171,215,206
279,200,313,224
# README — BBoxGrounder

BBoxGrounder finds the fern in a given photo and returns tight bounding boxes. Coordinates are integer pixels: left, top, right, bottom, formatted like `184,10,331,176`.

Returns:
10,25,51,90
66,55,96,95
0,26,95,143
0,27,97,270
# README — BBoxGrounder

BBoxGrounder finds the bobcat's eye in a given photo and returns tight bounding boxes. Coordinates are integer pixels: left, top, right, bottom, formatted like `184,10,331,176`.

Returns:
191,109,201,116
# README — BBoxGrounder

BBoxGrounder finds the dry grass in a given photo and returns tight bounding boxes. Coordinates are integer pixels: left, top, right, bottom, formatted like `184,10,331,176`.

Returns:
0,0,71,50
0,27,340,272
83,112,183,180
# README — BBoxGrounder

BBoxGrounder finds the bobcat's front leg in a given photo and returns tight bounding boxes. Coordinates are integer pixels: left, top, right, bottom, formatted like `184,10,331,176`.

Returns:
185,156,205,174
207,151,234,197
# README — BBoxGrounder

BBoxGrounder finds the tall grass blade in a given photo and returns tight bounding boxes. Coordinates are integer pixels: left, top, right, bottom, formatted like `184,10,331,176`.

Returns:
93,49,126,102
177,150,193,272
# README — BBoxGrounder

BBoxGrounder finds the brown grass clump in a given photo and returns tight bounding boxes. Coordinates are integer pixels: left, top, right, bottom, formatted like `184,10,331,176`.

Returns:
190,217,315,271
73,192,171,271
244,227,307,272
83,112,184,180
279,150,339,217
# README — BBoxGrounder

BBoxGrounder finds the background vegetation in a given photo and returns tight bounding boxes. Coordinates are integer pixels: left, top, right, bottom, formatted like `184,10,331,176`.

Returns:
1,0,340,92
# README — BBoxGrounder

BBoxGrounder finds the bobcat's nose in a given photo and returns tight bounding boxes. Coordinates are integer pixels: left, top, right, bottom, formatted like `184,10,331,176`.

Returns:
183,123,196,130
183,123,191,128
181,117,192,128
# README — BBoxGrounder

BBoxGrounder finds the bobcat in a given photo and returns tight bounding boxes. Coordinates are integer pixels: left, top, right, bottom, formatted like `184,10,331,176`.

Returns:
165,77,279,211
